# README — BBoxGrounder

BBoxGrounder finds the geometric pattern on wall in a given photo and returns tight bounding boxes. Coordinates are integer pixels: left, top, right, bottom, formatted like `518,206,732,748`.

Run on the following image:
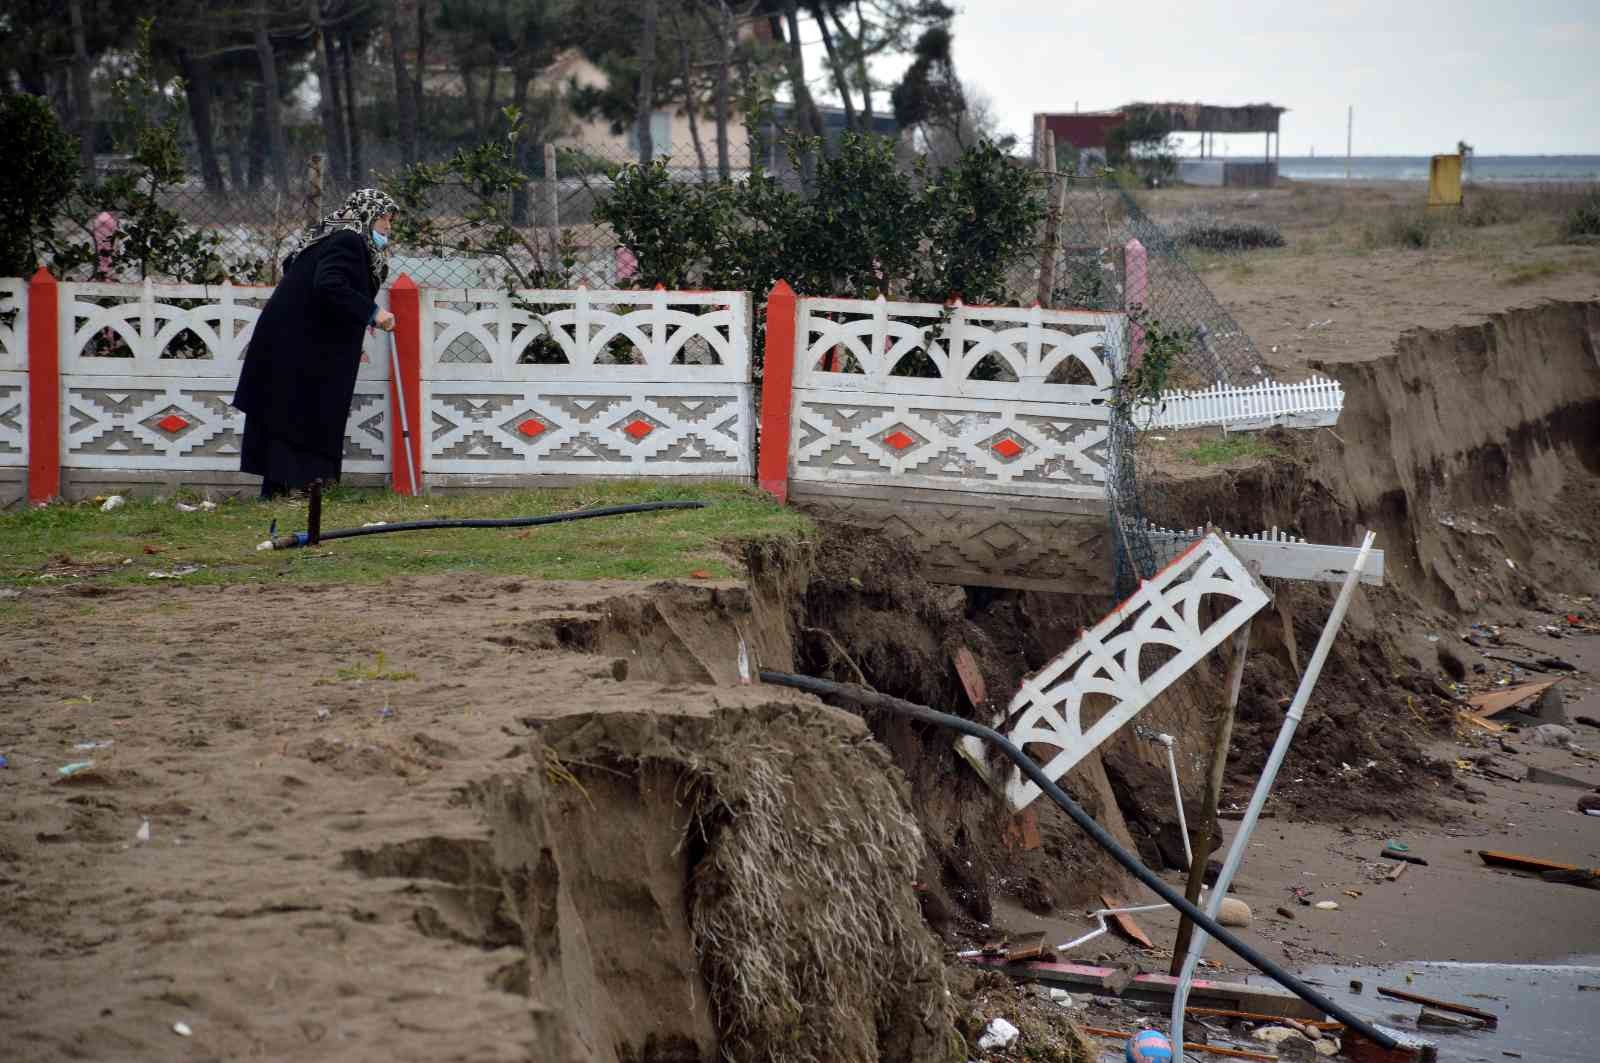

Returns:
420,287,755,478
59,378,389,473
424,381,751,476
0,376,24,464
790,295,1124,502
791,390,1111,500
0,278,25,370
958,533,1270,811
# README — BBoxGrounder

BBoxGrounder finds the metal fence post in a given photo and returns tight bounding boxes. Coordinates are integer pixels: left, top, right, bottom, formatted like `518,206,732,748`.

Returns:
544,143,559,232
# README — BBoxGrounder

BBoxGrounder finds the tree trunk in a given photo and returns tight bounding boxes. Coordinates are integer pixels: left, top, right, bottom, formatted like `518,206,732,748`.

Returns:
254,15,292,192
67,0,95,181
482,62,499,137
712,2,731,180
248,82,267,190
339,28,365,187
461,66,480,141
675,13,709,183
414,0,429,138
841,2,873,130
780,0,820,178
509,72,532,226
308,0,349,191
387,0,420,165
634,0,660,164
178,49,226,194
809,2,855,134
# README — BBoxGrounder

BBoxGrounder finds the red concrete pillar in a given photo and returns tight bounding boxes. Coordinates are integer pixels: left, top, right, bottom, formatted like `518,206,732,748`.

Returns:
757,280,797,504
27,268,60,504
388,275,424,496
1124,238,1148,370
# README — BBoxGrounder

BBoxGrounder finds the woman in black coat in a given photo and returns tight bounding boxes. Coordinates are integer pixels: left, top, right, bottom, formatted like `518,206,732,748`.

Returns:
233,188,399,499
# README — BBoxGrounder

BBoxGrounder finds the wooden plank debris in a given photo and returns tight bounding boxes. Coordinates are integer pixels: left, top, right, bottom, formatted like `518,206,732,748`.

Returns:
1387,861,1408,882
1006,931,1047,962
1375,986,1498,1028
1478,849,1598,877
965,958,1327,1020
953,644,986,708
1468,679,1559,718
1101,892,1154,948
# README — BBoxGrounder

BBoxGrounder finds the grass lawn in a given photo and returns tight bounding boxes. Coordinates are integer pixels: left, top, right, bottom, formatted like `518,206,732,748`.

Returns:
0,480,812,593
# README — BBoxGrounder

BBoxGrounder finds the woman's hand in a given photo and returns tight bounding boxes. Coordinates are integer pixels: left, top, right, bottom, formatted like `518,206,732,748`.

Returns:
373,310,397,333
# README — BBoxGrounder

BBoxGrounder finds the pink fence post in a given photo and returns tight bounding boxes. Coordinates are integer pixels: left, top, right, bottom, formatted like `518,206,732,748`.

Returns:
1124,237,1147,370
27,268,60,504
757,280,797,504
388,275,424,496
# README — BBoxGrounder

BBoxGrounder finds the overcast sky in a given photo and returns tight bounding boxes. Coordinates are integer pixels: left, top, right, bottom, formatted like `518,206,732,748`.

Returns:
811,0,1599,157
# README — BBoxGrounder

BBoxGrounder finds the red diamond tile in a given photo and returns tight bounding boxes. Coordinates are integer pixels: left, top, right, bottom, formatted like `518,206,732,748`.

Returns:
623,419,655,440
991,437,1025,460
516,418,547,438
156,413,189,434
883,430,915,451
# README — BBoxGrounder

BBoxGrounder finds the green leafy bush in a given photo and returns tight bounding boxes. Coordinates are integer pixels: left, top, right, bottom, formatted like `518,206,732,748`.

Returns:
1567,190,1600,239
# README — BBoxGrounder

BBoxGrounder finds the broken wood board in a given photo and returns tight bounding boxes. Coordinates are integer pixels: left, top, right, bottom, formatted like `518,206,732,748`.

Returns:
1478,849,1599,877
964,958,1327,1020
1101,892,1154,948
1376,986,1498,1027
1468,679,1559,718
1184,1007,1343,1031
953,645,986,708
1006,931,1047,962
1387,861,1408,882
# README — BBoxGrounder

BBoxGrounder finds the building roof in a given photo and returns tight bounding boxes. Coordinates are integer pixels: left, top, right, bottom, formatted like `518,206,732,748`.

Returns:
1125,102,1289,134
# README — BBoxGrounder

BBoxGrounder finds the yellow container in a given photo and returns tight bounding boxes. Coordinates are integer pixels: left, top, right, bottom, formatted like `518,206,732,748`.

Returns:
1428,154,1463,208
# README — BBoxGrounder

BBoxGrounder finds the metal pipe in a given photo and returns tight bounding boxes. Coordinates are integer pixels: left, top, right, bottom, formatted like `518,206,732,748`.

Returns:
756,667,1401,1052
255,500,706,551
1169,532,1377,1054
387,331,420,497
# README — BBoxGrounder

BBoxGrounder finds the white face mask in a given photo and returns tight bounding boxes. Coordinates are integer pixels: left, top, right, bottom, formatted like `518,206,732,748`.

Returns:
371,229,388,250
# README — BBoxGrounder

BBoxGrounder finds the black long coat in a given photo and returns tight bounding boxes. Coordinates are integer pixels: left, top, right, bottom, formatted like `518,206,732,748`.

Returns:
233,230,378,486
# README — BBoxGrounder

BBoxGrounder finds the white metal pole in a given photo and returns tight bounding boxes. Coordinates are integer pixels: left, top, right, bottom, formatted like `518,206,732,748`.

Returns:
1168,531,1376,1056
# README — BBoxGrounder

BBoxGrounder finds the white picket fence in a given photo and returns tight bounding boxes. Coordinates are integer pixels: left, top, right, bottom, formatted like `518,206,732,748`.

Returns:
1144,524,1384,585
1142,375,1343,432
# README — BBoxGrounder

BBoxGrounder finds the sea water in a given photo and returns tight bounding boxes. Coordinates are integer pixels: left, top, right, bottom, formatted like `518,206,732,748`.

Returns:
1275,155,1600,184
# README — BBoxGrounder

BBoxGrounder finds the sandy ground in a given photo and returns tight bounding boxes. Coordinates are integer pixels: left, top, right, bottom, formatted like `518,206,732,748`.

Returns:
0,575,799,1061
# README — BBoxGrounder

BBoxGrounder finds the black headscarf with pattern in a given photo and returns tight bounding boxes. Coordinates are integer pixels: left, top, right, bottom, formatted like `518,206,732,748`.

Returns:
283,188,398,288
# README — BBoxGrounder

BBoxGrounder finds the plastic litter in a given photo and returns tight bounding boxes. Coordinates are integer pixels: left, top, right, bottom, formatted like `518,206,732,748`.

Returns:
74,740,114,751
977,1017,1019,1051
0,753,8,768
57,761,95,776
136,819,150,843
1125,1028,1175,1062
175,502,199,513
100,495,125,512
172,1021,192,1037
147,565,201,580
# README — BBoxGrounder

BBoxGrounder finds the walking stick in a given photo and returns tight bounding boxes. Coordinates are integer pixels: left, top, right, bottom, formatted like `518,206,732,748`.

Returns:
387,330,420,496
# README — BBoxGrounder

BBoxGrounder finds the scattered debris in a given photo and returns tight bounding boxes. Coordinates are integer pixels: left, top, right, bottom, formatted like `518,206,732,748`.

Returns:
1102,893,1155,948
1002,809,1042,852
1577,794,1600,814
1049,988,1073,1006
172,1021,192,1037
1417,1008,1488,1031
1380,845,1429,866
1276,906,1297,920
175,502,199,512
1350,980,1364,993
977,1016,1019,1050
74,740,113,751
0,754,8,769
56,761,94,777
1376,987,1498,1028
147,565,201,580
1313,901,1340,911
100,495,125,512
1478,849,1591,876
136,819,150,843
1005,931,1047,962
1387,862,1408,883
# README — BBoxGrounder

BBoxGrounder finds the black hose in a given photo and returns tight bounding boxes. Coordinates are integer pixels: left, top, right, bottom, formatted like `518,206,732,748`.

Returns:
758,668,1404,1052
262,500,707,550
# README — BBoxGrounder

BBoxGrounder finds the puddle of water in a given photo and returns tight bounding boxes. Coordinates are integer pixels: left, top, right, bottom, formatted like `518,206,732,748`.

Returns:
1248,956,1600,1062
